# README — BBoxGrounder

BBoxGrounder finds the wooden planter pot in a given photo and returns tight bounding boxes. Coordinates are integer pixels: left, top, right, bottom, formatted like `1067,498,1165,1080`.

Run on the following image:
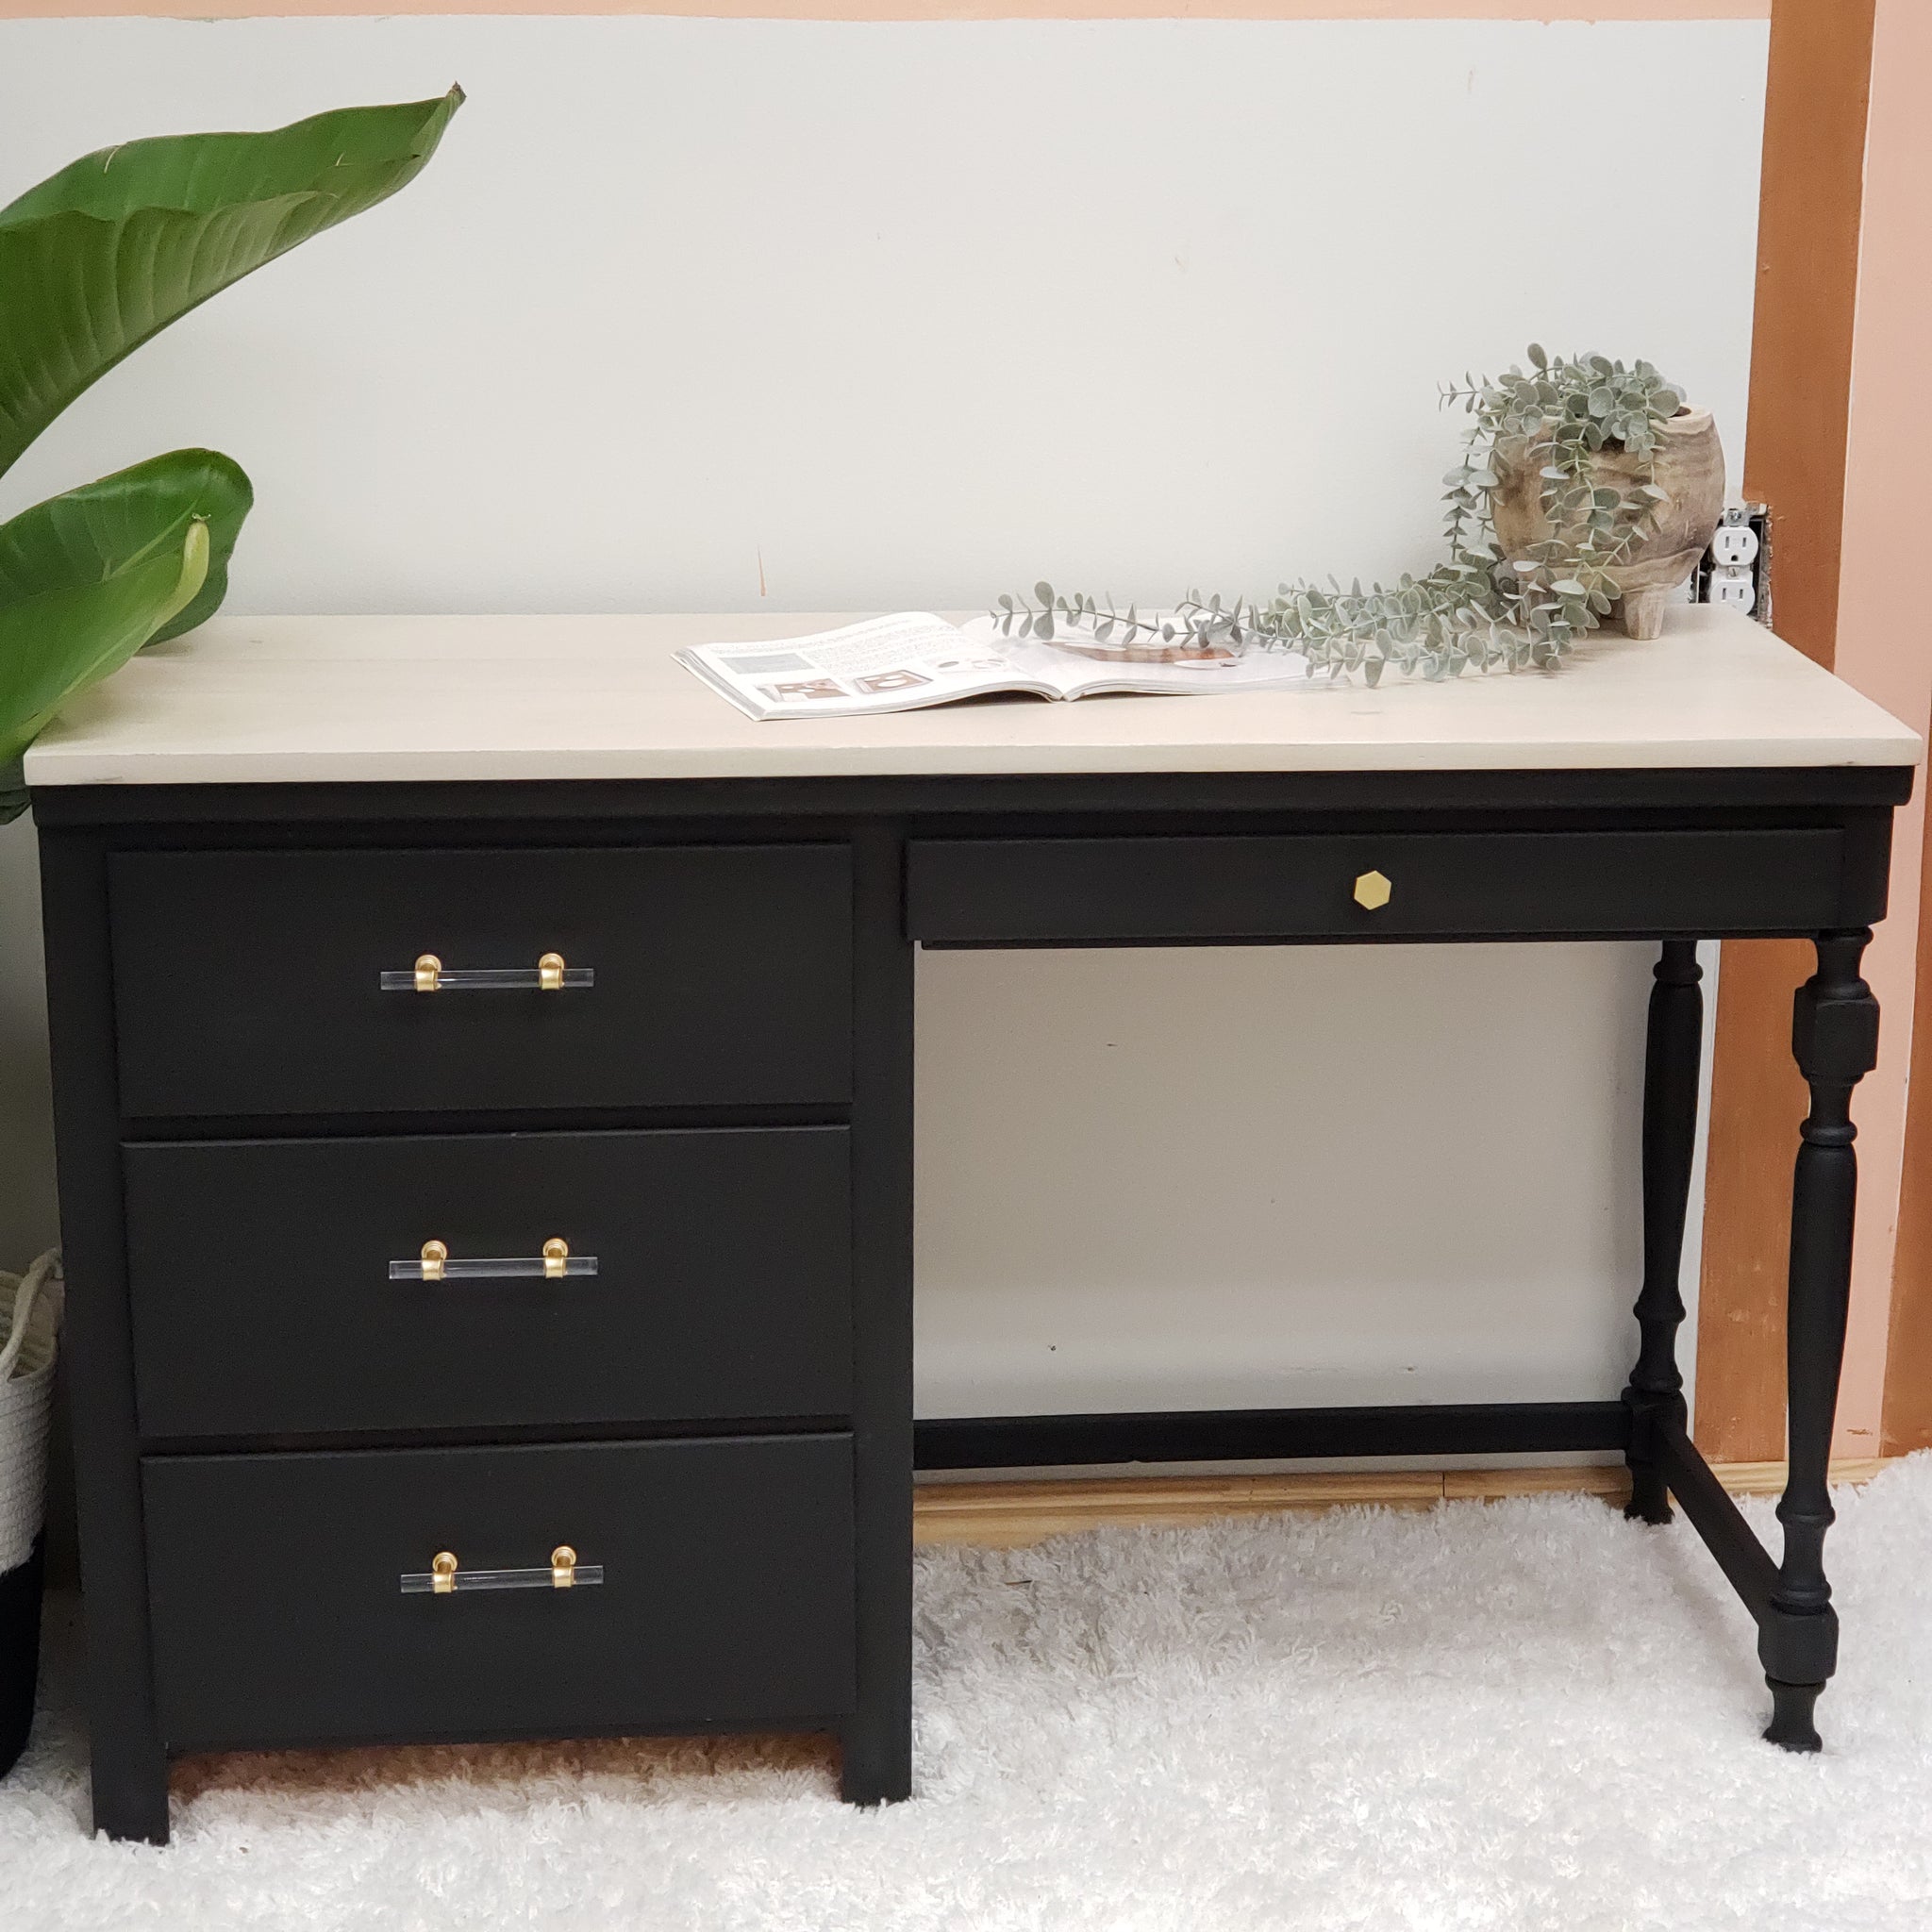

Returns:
1493,408,1725,641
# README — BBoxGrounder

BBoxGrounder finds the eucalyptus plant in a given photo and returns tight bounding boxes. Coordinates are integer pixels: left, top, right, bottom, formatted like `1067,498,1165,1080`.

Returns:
0,89,462,818
994,347,1685,685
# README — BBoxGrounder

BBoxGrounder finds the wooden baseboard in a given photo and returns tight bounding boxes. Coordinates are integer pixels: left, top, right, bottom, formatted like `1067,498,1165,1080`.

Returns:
912,1458,1894,1547
1700,1456,1889,1496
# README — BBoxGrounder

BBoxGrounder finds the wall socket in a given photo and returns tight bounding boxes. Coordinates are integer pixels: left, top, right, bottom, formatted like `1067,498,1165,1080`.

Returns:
1692,503,1772,625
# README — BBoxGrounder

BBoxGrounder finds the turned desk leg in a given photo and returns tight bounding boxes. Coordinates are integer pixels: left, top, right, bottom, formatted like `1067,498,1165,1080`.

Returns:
1761,929,1878,1751
1623,941,1704,1525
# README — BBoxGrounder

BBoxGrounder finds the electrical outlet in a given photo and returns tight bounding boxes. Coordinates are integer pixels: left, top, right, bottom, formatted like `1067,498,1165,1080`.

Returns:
1693,504,1772,625
1710,522,1759,569
1709,567,1757,613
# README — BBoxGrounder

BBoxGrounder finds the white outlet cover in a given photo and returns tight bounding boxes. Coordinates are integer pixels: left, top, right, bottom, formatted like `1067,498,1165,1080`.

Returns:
1710,568,1757,612
1711,524,1759,567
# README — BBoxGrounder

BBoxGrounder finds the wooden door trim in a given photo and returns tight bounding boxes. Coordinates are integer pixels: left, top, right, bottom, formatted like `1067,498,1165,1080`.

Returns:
1693,0,1876,1461
1883,835,1932,1450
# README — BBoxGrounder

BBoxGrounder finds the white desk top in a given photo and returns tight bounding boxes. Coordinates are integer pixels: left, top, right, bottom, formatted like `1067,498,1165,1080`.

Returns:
21,606,1922,787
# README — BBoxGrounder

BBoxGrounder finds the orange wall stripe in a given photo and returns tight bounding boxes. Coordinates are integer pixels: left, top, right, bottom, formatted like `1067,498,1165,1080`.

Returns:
1692,0,1876,1463
1884,825,1932,1452
1867,0,1932,1456
0,1,1770,20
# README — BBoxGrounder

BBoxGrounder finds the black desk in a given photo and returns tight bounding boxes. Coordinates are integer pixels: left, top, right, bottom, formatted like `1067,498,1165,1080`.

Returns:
25,609,1921,1840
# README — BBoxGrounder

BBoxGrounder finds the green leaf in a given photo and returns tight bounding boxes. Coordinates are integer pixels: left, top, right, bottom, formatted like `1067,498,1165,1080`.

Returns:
0,448,250,803
0,89,462,478
1527,341,1547,371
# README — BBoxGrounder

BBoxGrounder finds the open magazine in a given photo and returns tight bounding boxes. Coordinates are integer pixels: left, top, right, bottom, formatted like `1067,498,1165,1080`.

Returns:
676,612,1309,721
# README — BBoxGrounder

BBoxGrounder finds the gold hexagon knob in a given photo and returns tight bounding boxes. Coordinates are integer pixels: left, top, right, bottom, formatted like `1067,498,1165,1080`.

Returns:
1353,869,1391,911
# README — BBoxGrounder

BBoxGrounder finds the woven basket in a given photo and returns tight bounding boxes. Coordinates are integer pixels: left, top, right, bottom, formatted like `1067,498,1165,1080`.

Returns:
0,1251,63,1580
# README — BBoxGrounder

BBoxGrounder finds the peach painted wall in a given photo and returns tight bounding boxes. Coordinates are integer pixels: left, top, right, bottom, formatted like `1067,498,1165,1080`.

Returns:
1824,0,1932,1454
0,1,1768,17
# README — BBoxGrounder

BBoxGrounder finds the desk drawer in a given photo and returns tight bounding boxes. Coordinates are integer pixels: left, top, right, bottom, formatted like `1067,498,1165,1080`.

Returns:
142,1434,856,1752
109,844,852,1119
907,828,1853,945
125,1127,852,1439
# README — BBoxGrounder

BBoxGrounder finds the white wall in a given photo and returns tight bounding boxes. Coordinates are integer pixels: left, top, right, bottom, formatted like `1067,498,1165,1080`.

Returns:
0,15,1766,1425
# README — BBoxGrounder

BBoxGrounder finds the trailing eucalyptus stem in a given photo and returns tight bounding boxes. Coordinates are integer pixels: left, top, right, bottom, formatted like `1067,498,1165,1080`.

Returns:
992,347,1686,684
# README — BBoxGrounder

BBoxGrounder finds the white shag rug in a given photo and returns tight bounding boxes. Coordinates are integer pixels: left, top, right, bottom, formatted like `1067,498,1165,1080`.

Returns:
6,1458,1932,1931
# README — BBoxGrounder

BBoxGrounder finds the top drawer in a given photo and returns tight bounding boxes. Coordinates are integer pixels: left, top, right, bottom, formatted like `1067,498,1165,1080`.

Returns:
907,827,1857,946
109,844,852,1119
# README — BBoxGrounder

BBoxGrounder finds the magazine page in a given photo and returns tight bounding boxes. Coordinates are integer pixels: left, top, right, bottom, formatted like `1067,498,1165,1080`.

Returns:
677,613,1056,721
676,611,1315,720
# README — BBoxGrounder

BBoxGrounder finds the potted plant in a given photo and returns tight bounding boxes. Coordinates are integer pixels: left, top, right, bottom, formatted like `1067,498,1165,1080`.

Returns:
994,347,1724,680
0,88,459,1781
1485,351,1724,642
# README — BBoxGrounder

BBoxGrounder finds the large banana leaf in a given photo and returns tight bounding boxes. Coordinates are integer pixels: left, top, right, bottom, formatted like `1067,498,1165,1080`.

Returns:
0,446,253,652
0,449,252,817
0,89,461,480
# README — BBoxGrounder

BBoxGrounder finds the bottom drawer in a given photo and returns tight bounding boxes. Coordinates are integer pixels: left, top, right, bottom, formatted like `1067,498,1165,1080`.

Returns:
142,1434,856,1752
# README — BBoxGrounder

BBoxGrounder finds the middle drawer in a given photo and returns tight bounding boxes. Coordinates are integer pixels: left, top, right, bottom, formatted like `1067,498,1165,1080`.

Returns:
125,1126,852,1439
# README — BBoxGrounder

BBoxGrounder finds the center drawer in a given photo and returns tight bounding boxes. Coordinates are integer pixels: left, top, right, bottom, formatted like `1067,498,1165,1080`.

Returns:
108,842,853,1119
124,1127,852,1438
905,827,1854,944
142,1434,857,1752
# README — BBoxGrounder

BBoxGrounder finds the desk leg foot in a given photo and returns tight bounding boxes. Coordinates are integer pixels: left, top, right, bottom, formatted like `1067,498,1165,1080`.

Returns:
1760,929,1876,1752
1625,1467,1672,1528
1623,941,1703,1526
89,1748,172,1845
840,1718,912,1806
1764,1679,1824,1753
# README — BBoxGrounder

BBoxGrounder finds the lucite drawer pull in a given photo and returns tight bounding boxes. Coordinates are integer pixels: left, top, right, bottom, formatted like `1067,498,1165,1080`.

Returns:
380,952,593,992
392,1238,596,1283
401,1545,603,1595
